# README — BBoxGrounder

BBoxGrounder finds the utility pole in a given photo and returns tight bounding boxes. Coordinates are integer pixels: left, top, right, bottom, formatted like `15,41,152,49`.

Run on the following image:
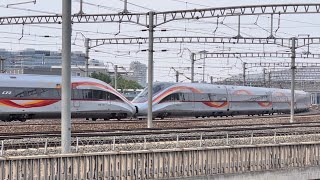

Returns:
147,11,154,128
114,65,118,91
290,37,296,123
123,0,129,13
61,0,72,154
243,62,246,86
202,55,206,82
176,71,179,82
0,58,5,73
268,71,272,88
85,38,89,77
78,0,84,14
191,53,195,83
269,14,274,39
235,15,242,38
263,68,266,87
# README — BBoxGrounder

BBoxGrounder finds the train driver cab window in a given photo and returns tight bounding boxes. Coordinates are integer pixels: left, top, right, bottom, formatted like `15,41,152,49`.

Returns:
108,93,122,101
160,93,180,103
209,93,227,101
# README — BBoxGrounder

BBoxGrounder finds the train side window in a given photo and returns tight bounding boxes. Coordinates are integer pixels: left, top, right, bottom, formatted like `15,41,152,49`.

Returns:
38,88,61,99
92,90,103,100
13,88,38,99
72,89,83,99
179,93,185,101
194,93,210,102
109,93,122,101
82,89,92,99
183,93,193,101
209,93,215,101
214,94,227,101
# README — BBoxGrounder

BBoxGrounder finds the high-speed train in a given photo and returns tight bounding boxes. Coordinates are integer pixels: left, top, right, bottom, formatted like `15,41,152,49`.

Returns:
132,82,311,119
0,74,135,121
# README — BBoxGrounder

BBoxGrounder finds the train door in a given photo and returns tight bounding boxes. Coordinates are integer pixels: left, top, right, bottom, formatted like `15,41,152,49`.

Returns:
183,92,194,113
224,86,231,111
268,91,273,113
72,88,81,108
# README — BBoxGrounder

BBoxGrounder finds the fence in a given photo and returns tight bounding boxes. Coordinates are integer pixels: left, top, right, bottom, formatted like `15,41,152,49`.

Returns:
1,142,320,179
1,131,320,156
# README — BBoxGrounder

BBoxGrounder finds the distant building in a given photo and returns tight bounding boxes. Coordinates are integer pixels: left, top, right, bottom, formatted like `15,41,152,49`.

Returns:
51,64,132,78
2,49,147,87
130,61,147,87
0,48,85,69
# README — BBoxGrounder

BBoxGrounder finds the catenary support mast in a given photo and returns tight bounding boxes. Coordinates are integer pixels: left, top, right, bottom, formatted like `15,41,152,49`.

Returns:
191,53,195,83
147,11,154,128
61,0,72,154
85,38,89,77
290,37,296,123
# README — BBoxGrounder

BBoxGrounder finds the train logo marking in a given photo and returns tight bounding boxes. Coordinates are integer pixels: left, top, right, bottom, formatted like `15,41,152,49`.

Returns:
2,91,12,95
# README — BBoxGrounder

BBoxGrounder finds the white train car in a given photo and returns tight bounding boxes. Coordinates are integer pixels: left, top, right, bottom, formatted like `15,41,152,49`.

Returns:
132,82,310,119
0,74,135,121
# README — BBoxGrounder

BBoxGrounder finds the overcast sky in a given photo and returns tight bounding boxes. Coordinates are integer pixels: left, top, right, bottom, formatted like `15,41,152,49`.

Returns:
0,0,320,83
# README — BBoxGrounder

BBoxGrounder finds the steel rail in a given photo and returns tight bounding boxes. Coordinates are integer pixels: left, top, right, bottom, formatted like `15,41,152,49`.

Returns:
2,121,320,140
0,111,318,127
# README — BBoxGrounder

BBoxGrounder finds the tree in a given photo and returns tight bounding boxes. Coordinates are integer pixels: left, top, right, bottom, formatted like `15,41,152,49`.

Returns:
90,72,112,84
90,72,143,90
117,75,143,90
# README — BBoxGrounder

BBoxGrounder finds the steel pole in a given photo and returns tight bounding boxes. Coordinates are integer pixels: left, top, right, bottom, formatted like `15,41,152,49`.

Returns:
147,11,154,128
61,0,72,154
243,62,246,86
202,55,205,82
268,71,271,88
191,53,195,83
269,14,274,38
78,0,84,14
176,71,179,82
85,38,89,77
237,15,242,38
114,65,118,90
123,0,128,13
290,37,296,123
263,68,266,87
0,58,4,73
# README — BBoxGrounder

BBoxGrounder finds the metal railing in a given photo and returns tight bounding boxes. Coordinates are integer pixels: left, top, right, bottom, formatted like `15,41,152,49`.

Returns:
1,130,320,156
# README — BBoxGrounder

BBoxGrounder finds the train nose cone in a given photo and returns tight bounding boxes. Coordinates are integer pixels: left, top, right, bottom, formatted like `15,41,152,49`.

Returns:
133,103,148,116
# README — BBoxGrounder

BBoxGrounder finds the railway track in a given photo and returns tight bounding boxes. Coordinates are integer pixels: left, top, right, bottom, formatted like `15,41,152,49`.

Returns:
1,120,320,140
0,111,319,128
2,119,320,152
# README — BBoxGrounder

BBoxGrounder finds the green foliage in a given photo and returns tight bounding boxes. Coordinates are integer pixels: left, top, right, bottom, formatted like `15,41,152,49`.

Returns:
90,72,143,90
90,72,112,84
117,76,143,90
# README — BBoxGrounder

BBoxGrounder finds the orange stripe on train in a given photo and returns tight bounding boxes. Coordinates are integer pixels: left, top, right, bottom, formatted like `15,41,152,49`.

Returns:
233,89,272,107
0,81,125,108
154,86,228,108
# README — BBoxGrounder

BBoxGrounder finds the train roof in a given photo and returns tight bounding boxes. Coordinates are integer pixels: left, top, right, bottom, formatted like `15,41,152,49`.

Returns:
0,74,109,88
153,82,307,93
